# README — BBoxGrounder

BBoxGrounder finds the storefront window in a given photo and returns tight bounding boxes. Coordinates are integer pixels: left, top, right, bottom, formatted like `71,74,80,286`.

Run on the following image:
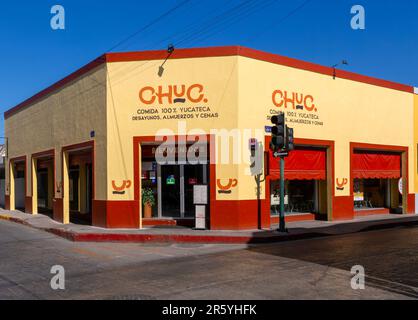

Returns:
353,178,400,210
270,180,318,215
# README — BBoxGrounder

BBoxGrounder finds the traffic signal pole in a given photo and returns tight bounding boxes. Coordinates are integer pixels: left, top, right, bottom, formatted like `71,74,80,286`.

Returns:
270,112,293,233
279,156,286,233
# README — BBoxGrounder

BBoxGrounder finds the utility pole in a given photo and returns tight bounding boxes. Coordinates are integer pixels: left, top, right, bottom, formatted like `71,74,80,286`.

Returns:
270,114,294,233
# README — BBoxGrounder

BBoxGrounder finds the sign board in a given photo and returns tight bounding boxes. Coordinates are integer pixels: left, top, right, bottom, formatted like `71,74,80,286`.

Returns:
193,185,208,205
166,175,176,185
265,126,272,133
271,194,288,206
195,205,206,229
354,192,364,202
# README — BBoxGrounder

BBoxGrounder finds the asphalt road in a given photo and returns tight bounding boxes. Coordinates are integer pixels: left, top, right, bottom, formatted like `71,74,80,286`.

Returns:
0,219,417,300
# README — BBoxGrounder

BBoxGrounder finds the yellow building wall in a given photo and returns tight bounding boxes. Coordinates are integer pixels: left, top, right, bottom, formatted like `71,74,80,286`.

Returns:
106,56,239,201
5,54,415,209
238,56,415,200
5,65,107,201
106,55,415,204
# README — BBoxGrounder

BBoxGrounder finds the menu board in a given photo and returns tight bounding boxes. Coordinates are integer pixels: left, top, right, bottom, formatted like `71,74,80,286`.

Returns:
195,205,206,230
354,192,364,202
193,185,208,205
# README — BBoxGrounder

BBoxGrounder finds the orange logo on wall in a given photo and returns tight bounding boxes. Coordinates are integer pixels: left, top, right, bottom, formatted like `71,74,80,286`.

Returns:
139,84,208,105
217,179,238,194
336,178,348,191
112,180,132,195
272,89,317,112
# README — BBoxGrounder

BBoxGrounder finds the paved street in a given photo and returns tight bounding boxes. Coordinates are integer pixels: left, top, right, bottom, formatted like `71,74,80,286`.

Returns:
0,219,417,300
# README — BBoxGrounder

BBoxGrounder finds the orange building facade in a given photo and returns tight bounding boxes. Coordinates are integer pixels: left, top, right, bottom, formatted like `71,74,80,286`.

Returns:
4,46,418,230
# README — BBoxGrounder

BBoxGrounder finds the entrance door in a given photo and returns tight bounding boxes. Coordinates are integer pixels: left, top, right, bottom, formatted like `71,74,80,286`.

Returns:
157,164,207,218
86,164,93,214
69,168,79,212
161,165,181,217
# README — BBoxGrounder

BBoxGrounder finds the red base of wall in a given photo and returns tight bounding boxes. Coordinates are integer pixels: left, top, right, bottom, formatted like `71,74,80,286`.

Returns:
210,199,270,230
332,196,355,221
93,200,139,229
9,193,413,230
354,208,390,217
407,194,415,214
142,219,195,228
5,195,10,210
53,198,64,223
25,197,32,214
271,214,316,224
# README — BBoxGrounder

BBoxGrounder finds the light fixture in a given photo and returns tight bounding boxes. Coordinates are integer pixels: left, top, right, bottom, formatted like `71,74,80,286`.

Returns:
332,60,349,80
158,44,175,77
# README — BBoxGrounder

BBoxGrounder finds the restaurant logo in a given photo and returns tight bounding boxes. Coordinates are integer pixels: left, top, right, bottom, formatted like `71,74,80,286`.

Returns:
336,178,348,191
139,84,208,105
269,89,323,127
134,84,218,121
272,89,317,112
217,179,238,194
112,180,132,195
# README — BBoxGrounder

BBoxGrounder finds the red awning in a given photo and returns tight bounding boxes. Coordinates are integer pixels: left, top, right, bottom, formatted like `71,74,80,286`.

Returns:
269,148,326,180
352,152,401,179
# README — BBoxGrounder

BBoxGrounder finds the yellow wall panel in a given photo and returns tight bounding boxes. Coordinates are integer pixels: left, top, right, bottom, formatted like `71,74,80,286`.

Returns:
5,66,107,200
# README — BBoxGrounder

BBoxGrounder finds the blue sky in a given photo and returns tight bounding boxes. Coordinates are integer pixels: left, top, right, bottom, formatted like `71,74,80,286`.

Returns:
1,0,417,135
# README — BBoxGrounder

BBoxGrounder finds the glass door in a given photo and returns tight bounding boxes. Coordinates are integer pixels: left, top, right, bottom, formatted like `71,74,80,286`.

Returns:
160,165,181,217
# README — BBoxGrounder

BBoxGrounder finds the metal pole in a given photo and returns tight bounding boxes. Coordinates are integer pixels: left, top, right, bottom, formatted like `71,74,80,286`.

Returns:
279,156,286,232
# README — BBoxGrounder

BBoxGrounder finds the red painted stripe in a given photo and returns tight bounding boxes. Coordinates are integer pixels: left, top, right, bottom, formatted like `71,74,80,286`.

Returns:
4,56,106,119
238,47,413,93
271,214,316,224
354,209,390,217
105,46,240,63
4,46,414,119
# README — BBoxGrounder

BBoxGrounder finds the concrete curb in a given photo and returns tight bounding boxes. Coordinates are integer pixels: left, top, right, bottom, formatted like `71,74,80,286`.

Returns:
1,213,418,244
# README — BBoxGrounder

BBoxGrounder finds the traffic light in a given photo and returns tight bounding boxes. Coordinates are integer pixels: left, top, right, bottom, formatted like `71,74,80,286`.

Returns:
285,126,295,151
270,113,285,151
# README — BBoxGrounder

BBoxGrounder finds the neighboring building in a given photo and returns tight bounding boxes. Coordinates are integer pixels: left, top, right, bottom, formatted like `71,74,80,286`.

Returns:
0,144,6,207
3,46,418,230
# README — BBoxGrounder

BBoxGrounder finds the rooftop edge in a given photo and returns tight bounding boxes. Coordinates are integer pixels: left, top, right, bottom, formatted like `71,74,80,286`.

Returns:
4,45,415,119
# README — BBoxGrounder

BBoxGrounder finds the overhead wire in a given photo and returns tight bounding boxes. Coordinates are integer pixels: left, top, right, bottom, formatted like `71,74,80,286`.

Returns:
9,1,315,109
110,0,281,87
105,0,193,53
244,0,314,43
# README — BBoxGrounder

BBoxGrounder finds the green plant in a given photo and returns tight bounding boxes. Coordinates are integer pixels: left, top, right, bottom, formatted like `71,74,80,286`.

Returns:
142,188,155,207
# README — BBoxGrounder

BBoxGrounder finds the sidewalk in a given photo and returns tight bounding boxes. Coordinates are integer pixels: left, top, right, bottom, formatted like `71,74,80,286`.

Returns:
1,208,418,244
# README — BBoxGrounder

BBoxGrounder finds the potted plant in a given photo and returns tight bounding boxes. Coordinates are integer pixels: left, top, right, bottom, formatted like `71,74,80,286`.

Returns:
142,188,155,219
